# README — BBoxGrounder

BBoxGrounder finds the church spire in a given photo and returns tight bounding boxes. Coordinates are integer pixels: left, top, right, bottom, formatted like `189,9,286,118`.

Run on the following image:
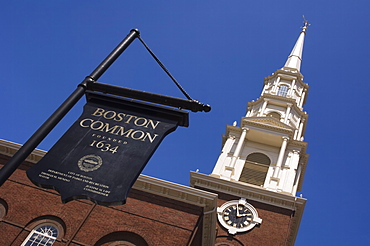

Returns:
209,20,310,196
283,18,309,72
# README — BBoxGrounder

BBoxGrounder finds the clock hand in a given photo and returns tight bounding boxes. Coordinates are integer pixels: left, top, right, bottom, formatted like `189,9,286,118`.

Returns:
236,204,240,217
239,212,252,217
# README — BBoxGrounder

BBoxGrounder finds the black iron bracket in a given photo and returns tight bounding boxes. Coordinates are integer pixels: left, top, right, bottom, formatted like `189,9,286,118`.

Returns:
87,81,211,112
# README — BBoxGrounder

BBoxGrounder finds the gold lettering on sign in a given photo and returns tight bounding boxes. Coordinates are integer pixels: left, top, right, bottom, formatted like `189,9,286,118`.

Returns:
91,108,160,129
79,108,161,143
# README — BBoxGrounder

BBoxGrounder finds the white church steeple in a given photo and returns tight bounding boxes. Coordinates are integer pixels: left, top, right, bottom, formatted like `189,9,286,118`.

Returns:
211,21,310,196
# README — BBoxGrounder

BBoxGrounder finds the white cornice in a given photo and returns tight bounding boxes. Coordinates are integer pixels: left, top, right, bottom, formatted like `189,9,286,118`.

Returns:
248,94,309,117
243,117,295,131
134,174,218,211
190,172,305,210
133,175,218,246
290,139,308,151
265,69,304,82
241,118,294,136
0,139,45,163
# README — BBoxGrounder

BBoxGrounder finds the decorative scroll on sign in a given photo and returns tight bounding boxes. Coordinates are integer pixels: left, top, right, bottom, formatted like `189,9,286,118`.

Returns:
27,92,188,206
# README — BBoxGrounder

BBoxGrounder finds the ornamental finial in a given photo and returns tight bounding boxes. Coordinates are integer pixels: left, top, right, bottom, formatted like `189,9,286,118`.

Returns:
302,15,310,32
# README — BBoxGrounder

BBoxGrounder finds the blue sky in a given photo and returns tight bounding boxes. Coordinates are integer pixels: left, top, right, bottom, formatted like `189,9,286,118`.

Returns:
2,1,370,245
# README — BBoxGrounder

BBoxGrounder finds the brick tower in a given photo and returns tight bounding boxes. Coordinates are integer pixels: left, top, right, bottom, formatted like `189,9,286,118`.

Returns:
191,21,310,246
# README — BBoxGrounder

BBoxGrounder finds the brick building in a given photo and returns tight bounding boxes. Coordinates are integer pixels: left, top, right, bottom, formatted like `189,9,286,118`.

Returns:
0,139,217,246
0,23,310,246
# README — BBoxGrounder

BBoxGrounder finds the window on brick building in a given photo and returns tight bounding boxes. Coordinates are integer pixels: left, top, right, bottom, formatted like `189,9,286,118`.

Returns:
215,236,244,246
0,199,7,220
108,242,136,246
215,242,240,246
95,231,148,246
21,223,59,246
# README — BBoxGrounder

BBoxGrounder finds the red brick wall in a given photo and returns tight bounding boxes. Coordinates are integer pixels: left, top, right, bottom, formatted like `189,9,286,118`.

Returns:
0,159,204,246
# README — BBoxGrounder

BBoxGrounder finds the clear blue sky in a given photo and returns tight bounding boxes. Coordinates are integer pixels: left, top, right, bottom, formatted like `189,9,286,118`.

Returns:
2,1,370,245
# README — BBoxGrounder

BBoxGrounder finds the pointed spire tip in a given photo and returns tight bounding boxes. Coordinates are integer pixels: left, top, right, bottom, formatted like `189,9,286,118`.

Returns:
283,17,309,71
301,15,310,32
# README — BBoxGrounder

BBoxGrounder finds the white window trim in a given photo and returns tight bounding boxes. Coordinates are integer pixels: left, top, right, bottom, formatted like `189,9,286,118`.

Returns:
21,223,59,246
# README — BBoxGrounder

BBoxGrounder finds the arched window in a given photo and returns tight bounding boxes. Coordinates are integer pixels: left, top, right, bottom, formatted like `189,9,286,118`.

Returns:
107,242,136,246
95,231,148,246
0,199,8,220
21,223,59,246
267,112,281,120
239,153,271,186
277,85,289,97
215,236,244,246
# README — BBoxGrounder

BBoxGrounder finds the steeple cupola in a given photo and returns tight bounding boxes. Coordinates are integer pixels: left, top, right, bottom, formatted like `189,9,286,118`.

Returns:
210,21,310,196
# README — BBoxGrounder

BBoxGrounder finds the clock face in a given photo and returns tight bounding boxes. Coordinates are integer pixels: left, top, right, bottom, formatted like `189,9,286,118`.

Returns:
222,204,253,229
217,198,262,234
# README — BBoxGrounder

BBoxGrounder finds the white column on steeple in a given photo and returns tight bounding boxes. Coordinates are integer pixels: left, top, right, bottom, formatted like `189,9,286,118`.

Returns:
292,163,302,194
282,150,300,193
273,137,289,177
258,99,269,116
297,119,305,140
261,83,267,96
299,89,307,108
284,103,292,124
288,80,296,97
229,127,248,168
246,107,251,117
211,134,237,176
272,77,281,93
294,117,302,139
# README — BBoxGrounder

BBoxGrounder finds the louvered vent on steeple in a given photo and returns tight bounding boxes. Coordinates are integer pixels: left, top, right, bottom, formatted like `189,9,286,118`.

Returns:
239,153,270,186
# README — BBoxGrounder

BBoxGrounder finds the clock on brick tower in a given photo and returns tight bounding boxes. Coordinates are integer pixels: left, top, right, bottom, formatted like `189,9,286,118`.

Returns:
191,21,311,246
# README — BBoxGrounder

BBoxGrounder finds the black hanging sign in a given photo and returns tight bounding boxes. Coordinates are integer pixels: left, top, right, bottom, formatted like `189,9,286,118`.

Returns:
27,91,188,206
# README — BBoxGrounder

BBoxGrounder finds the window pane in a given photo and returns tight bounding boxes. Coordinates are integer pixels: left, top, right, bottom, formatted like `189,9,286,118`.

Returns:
22,224,58,246
36,225,58,237
24,233,56,246
277,85,289,97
